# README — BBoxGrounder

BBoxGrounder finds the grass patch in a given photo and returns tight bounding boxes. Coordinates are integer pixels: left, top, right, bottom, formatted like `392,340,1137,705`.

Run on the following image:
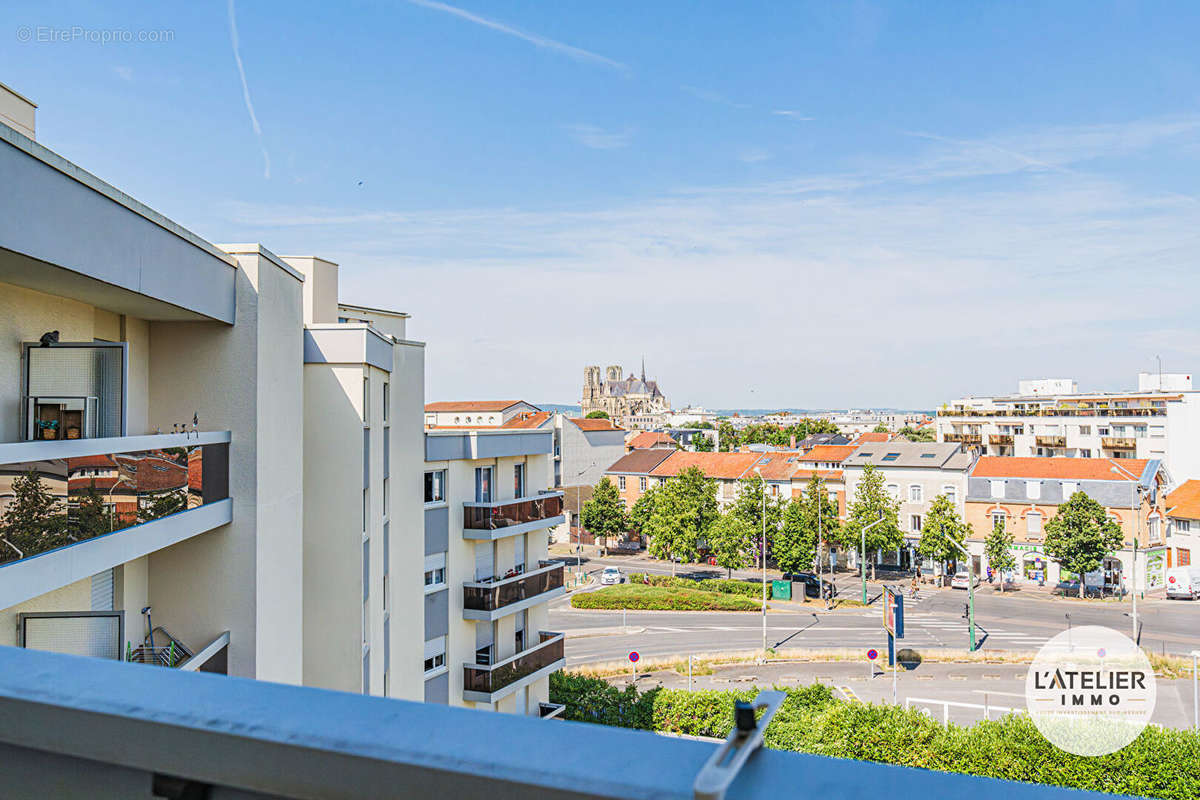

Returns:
629,573,764,597
571,583,762,611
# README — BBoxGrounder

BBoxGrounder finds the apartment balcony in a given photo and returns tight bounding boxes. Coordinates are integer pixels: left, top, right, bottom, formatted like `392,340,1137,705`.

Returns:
1102,436,1137,451
462,560,566,621
0,432,231,609
943,432,981,445
988,434,1014,446
462,630,565,704
462,491,565,540
937,407,1165,418
1034,436,1065,448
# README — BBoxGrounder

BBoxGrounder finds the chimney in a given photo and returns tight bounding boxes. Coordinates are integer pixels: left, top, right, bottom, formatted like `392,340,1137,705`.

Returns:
0,81,37,139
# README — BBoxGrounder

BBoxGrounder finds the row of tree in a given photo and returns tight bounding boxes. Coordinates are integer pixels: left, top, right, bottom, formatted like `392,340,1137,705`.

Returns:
713,419,841,452
580,465,1126,596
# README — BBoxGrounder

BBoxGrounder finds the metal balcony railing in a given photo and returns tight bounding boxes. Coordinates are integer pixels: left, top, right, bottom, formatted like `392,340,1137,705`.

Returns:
943,432,981,444
462,492,564,532
462,631,565,700
1102,437,1137,450
1034,436,1065,448
938,407,1166,418
988,434,1014,445
0,432,231,568
463,560,565,617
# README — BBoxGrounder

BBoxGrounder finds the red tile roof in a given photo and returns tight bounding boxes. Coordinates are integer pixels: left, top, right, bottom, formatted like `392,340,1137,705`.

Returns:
425,400,527,412
649,452,763,480
571,417,623,431
798,445,857,463
1166,480,1200,520
853,432,891,444
970,456,1151,481
628,431,677,449
748,452,807,480
789,468,844,483
606,449,676,475
501,411,552,429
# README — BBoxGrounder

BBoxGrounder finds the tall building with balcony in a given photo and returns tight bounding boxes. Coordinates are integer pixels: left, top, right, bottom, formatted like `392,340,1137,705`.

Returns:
0,85,425,700
423,422,566,717
936,374,1200,482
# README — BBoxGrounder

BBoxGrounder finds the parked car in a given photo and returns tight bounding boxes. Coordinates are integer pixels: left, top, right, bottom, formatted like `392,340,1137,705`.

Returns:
784,572,828,599
1165,566,1200,600
950,572,979,590
600,566,624,586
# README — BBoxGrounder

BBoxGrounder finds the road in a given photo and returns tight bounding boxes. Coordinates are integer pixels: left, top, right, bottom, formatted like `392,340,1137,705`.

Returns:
550,553,1200,666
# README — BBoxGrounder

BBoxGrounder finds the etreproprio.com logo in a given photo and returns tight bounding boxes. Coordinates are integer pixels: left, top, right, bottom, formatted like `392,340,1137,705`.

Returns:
1025,625,1156,756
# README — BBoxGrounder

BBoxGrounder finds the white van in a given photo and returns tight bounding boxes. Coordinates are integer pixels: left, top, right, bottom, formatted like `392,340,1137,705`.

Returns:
1165,566,1200,600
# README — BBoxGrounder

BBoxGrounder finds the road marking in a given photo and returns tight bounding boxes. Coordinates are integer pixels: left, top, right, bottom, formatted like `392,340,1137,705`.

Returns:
837,685,862,702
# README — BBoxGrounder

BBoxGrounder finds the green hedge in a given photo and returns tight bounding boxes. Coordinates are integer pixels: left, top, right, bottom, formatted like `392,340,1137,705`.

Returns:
570,583,760,611
629,573,764,598
549,673,1200,799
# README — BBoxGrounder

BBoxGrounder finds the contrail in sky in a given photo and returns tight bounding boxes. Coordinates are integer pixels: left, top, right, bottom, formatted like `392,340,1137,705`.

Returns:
228,0,271,178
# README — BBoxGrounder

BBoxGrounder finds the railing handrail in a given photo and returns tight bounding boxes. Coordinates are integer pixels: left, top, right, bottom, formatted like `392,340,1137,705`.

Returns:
463,490,565,509
464,630,563,674
0,431,232,465
463,560,562,589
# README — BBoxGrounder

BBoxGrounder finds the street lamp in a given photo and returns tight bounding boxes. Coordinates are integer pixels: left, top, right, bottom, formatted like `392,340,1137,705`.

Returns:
860,513,885,604
754,467,767,654
573,462,596,582
1111,463,1145,644
948,537,976,651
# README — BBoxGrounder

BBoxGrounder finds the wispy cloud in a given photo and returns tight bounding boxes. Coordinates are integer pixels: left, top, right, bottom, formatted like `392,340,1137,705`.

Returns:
405,0,630,74
113,65,133,82
227,0,270,179
772,109,813,121
564,123,633,150
681,85,750,109
737,147,772,163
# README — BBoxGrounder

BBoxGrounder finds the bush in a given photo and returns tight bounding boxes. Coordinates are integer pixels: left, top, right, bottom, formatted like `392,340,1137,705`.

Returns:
548,674,1200,799
570,583,760,611
629,573,764,598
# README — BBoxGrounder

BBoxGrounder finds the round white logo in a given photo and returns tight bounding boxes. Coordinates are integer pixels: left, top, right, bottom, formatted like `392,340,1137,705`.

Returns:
1025,625,1155,756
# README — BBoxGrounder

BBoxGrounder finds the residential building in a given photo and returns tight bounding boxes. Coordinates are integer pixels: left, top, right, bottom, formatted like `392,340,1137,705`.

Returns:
661,405,717,426
664,427,715,451
936,375,1200,481
580,362,670,429
650,452,765,505
605,449,676,511
540,413,626,545
423,421,565,715
423,400,540,428
797,444,858,471
965,457,1171,592
1165,480,1200,569
627,430,678,451
841,442,973,570
796,432,853,449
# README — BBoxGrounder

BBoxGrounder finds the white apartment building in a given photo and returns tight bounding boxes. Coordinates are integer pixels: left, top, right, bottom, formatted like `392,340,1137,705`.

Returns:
841,442,973,570
0,85,425,701
423,427,566,716
424,400,539,428
937,374,1200,483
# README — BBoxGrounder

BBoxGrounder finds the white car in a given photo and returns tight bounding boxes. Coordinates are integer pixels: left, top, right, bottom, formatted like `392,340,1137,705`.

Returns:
600,567,624,585
950,572,978,590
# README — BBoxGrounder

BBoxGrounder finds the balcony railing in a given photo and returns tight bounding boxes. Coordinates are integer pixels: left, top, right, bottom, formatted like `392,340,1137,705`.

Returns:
538,702,566,719
943,432,981,444
0,433,230,569
938,407,1165,418
462,631,565,702
463,560,565,619
1102,437,1137,450
988,434,1014,445
463,491,564,534
1034,436,1065,447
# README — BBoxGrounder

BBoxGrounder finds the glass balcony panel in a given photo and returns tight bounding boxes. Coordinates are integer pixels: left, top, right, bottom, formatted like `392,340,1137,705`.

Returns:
463,561,565,613
462,493,564,531
462,631,564,696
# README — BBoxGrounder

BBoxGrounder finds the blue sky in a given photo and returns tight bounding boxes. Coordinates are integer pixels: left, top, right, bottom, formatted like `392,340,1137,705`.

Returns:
6,1,1200,408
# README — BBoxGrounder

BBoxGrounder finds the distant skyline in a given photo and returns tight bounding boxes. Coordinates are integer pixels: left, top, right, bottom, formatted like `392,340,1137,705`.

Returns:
5,1,1199,407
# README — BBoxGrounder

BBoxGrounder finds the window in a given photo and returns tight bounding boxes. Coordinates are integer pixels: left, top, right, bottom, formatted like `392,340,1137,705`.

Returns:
424,470,446,504
1179,549,1191,567
886,484,900,500
513,464,526,498
383,477,389,517
1098,426,1110,436
1078,425,1091,435
1149,516,1161,541
910,514,922,532
1061,481,1077,498
1080,449,1092,458
639,477,648,491
990,480,1005,499
658,477,667,487
618,475,626,491
424,567,445,587
382,382,389,422
1027,511,1042,534
858,452,874,458
882,452,900,462
424,552,447,591
1176,519,1191,533
1150,425,1165,438
908,485,923,502
919,453,936,459
423,652,445,673
424,636,447,676
1025,481,1041,500
991,510,1007,528
942,486,957,505
771,483,780,497
475,467,493,503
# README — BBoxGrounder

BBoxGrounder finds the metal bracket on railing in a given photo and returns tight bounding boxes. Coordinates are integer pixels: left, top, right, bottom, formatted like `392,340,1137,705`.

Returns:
693,690,784,800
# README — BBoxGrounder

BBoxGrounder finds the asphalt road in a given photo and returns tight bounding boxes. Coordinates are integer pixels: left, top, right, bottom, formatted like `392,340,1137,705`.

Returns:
551,554,1200,666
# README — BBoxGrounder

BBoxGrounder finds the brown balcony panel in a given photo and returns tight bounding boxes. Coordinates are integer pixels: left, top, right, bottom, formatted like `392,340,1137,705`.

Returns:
463,562,565,615
463,494,564,531
463,632,565,699
1102,437,1137,450
1035,436,1065,447
989,435,1014,445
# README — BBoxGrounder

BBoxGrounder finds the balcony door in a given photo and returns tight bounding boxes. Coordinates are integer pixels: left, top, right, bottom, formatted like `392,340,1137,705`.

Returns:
475,467,493,503
22,341,127,440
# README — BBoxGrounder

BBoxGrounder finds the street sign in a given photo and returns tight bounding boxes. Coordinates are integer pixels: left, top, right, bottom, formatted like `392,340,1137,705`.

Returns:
882,586,904,639
629,651,639,663
867,648,878,661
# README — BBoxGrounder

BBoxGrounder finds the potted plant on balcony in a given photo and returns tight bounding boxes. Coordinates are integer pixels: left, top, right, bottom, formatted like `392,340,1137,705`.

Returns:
37,419,60,440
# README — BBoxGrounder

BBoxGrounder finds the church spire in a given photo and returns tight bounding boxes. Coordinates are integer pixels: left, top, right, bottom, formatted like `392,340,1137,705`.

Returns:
641,356,646,382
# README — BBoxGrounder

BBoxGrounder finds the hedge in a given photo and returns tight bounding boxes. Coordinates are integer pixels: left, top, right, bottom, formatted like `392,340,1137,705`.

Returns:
570,583,761,611
629,573,764,598
549,672,1200,799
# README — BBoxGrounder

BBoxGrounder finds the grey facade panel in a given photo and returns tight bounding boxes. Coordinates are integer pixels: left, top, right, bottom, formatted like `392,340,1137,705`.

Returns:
425,435,471,462
424,590,448,641
966,477,1138,508
424,506,449,555
423,671,449,704
424,431,554,462
0,132,236,323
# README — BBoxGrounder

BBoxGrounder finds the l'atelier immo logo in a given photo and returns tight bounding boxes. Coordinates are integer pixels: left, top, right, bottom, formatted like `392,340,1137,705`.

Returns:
1025,626,1156,756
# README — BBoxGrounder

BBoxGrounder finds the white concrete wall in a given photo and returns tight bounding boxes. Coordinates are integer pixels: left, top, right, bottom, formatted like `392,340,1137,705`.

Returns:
0,83,36,139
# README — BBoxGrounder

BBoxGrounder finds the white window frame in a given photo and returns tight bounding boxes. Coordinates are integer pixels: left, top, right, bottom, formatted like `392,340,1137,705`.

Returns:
618,475,626,491
942,485,956,505
424,469,447,506
423,552,447,595
1027,511,1042,535
1061,481,1077,498
423,636,448,679
639,477,647,492
990,480,1005,499
1026,481,1041,500
908,485,923,503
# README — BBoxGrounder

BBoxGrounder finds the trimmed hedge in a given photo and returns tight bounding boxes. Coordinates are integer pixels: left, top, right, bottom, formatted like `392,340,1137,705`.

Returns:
570,583,760,611
630,573,764,598
549,673,1200,799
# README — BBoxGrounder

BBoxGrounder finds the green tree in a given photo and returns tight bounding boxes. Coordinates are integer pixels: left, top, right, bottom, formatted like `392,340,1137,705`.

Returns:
984,517,1015,592
841,464,902,567
580,477,627,554
717,420,737,452
729,473,784,566
629,484,658,539
644,467,719,575
585,410,609,419
706,512,755,578
72,481,113,542
897,426,935,442
1043,491,1123,598
917,494,970,573
0,470,68,562
872,424,889,433
692,433,714,452
776,475,839,575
